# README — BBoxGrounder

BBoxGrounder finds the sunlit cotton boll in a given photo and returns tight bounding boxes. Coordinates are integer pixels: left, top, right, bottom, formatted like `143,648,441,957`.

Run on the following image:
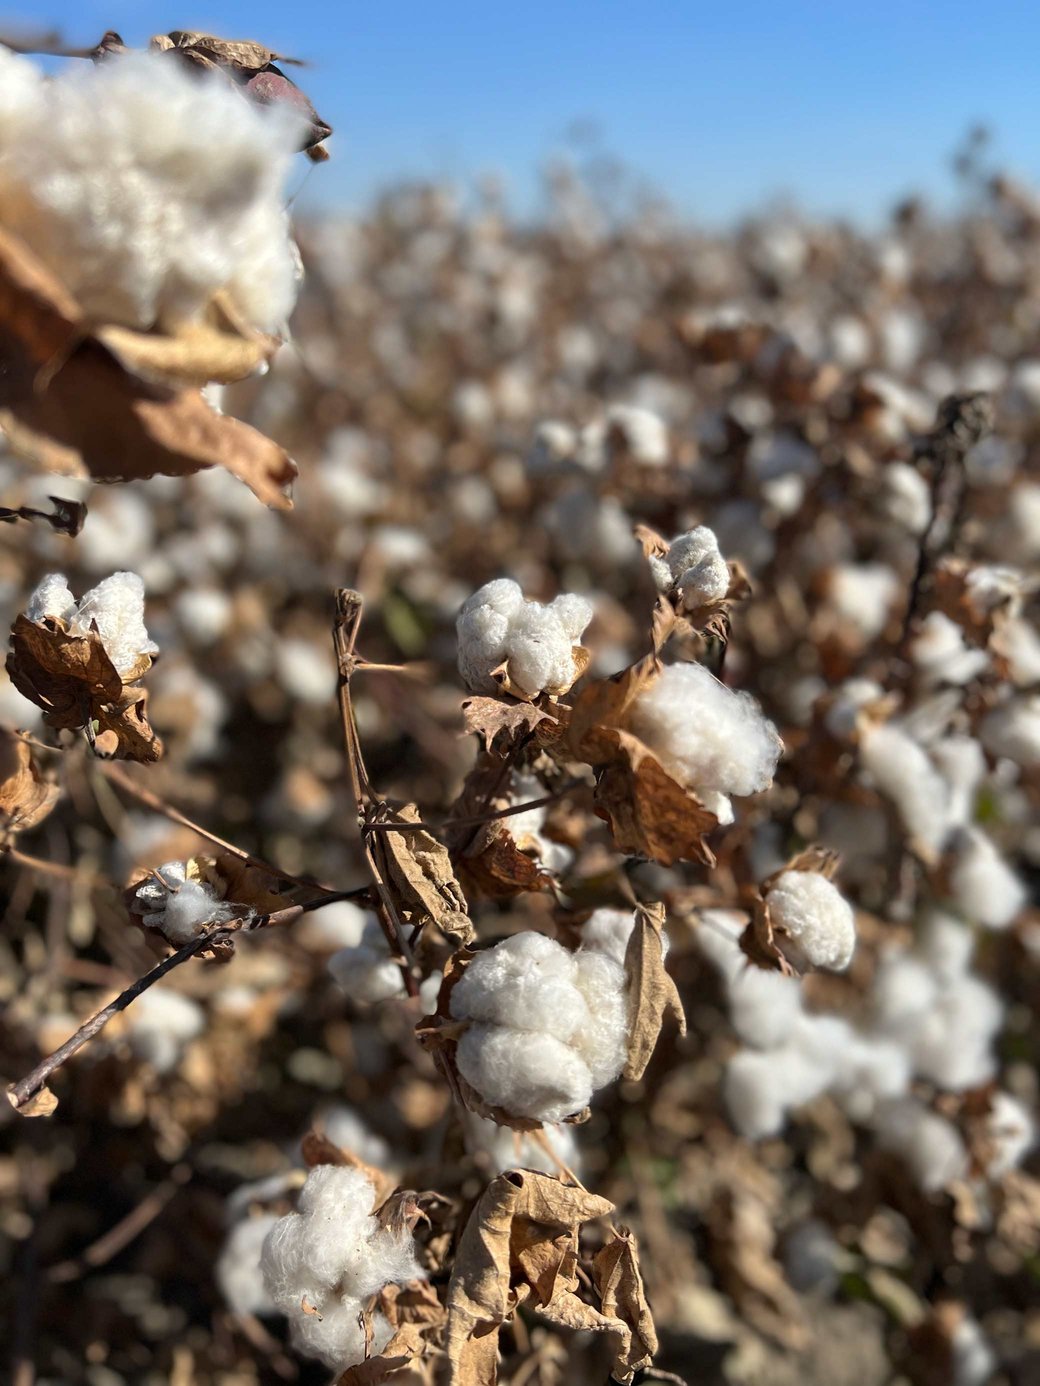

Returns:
629,661,782,802
947,828,1027,930
765,870,856,972
124,987,205,1074
26,571,158,677
261,1166,422,1370
873,1098,968,1192
980,695,1040,768
0,48,301,331
456,579,592,698
328,917,405,1003
859,722,950,856
134,861,236,945
648,527,730,607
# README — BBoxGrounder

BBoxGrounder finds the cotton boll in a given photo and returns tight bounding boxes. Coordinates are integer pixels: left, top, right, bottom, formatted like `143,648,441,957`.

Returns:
217,1214,280,1316
507,773,572,875
880,461,931,534
980,695,1040,768
948,828,1026,929
134,862,236,944
822,678,885,740
860,723,950,855
450,933,585,1042
456,1025,593,1122
26,573,76,624
506,603,578,696
654,527,730,606
724,1050,788,1138
918,910,975,983
827,564,900,640
328,919,406,1003
984,1091,1035,1178
874,1099,968,1192
544,489,636,568
571,951,630,1087
528,420,578,472
0,53,301,331
727,966,804,1049
124,988,205,1074
300,900,369,950
930,736,985,831
694,908,748,985
580,908,638,967
765,870,856,972
912,614,990,686
69,572,159,676
629,662,782,800
456,580,590,698
907,974,1003,1091
605,404,669,466
951,1315,996,1386
832,1037,912,1122
275,638,339,706
871,953,939,1036
462,1111,582,1176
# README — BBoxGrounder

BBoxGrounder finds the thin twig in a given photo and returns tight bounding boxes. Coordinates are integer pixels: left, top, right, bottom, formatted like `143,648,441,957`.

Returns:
361,781,585,835
2,845,111,889
47,1163,192,1283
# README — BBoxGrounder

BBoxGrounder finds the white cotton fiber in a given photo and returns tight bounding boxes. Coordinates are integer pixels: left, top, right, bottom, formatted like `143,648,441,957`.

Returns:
507,772,573,875
571,951,630,1087
217,1213,280,1317
0,48,301,331
456,579,592,698
649,527,730,607
26,571,158,677
948,828,1026,930
980,695,1040,768
450,932,586,1042
984,1092,1036,1179
860,722,949,855
873,1099,968,1192
604,404,670,466
727,966,804,1049
124,987,204,1073
261,1165,421,1370
580,908,638,967
456,1025,594,1123
765,870,856,972
134,861,236,945
462,1111,582,1177
328,917,405,1003
629,661,782,800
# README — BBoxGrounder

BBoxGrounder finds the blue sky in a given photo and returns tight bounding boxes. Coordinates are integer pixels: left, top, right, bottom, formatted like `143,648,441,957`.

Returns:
7,2,1038,223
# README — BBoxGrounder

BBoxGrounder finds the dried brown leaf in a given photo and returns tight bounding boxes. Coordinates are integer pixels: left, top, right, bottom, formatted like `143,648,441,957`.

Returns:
707,1188,809,1350
0,730,62,835
371,803,474,944
461,697,555,753
96,293,279,387
623,903,686,1081
7,1083,58,1117
592,1228,658,1383
336,1322,427,1386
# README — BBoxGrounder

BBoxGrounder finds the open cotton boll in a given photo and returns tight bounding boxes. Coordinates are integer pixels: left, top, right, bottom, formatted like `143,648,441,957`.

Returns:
328,918,405,1003
450,933,586,1042
629,662,782,801
124,988,205,1074
905,975,1003,1090
261,1166,422,1371
873,1099,968,1192
456,579,592,698
765,870,856,972
571,951,630,1088
860,722,950,855
0,49,301,331
727,966,804,1050
980,695,1040,768
649,527,730,606
456,1025,593,1123
319,1107,393,1168
723,1043,830,1140
831,1036,912,1122
218,1214,281,1317
580,908,639,967
911,613,990,686
826,564,900,640
26,571,158,677
951,1316,997,1386
918,910,976,984
604,404,670,466
948,828,1026,930
134,862,236,945
26,573,76,624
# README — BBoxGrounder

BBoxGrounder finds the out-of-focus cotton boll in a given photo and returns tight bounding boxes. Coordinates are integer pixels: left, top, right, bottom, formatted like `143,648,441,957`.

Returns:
76,491,155,573
822,678,885,740
173,587,233,646
544,488,636,569
880,308,925,372
907,974,1003,1090
630,661,782,802
918,910,976,984
912,613,990,685
124,987,205,1074
951,1315,997,1386
980,695,1040,768
873,1098,968,1192
317,428,388,517
602,404,670,466
984,1092,1036,1179
860,722,950,856
727,966,804,1049
328,918,405,1003
319,1106,393,1168
649,527,730,607
765,870,856,972
261,1166,421,1370
0,667,41,728
997,615,1040,687
831,1036,912,1122
528,420,578,472
879,461,932,534
26,571,158,677
298,899,369,950
948,828,1026,930
218,1214,280,1317
871,952,939,1036
826,563,900,640
275,638,339,706
153,662,227,762
456,579,592,698
456,1025,593,1123
723,1043,830,1140
134,861,236,945
0,50,301,331
930,736,985,832
828,314,871,369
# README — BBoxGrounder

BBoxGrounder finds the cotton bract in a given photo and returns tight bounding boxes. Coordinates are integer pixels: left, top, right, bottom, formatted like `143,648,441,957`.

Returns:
261,1165,422,1370
0,47,301,331
456,578,592,698
27,571,158,677
449,930,632,1123
629,662,782,808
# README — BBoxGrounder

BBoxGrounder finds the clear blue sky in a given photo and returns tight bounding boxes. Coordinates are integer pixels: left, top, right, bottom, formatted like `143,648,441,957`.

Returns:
6,2,1039,224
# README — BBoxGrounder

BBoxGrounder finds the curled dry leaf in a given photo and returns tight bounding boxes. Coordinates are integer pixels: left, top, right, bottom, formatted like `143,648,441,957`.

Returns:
707,1187,810,1351
0,730,62,836
7,614,162,763
0,225,296,509
369,803,474,945
447,751,556,901
623,903,687,1082
444,1170,616,1385
592,1228,659,1384
564,656,717,866
6,1083,58,1117
461,696,557,754
336,1322,429,1386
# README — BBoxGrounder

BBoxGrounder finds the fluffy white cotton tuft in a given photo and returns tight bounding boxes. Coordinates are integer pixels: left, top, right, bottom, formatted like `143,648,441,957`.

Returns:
649,527,730,607
26,571,158,677
629,661,782,801
134,861,236,945
980,695,1040,768
873,1099,968,1192
328,916,406,1003
450,931,632,1122
218,1213,280,1317
948,828,1027,930
580,908,639,967
261,1165,422,1370
456,579,592,698
0,48,301,331
859,722,949,855
765,870,856,972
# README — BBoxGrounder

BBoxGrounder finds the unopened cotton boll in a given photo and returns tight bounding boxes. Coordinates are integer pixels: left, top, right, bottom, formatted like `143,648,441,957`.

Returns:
948,828,1026,930
765,870,856,972
261,1166,422,1370
0,49,301,331
217,1214,280,1317
134,862,236,945
26,571,158,677
456,579,592,698
629,661,782,803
